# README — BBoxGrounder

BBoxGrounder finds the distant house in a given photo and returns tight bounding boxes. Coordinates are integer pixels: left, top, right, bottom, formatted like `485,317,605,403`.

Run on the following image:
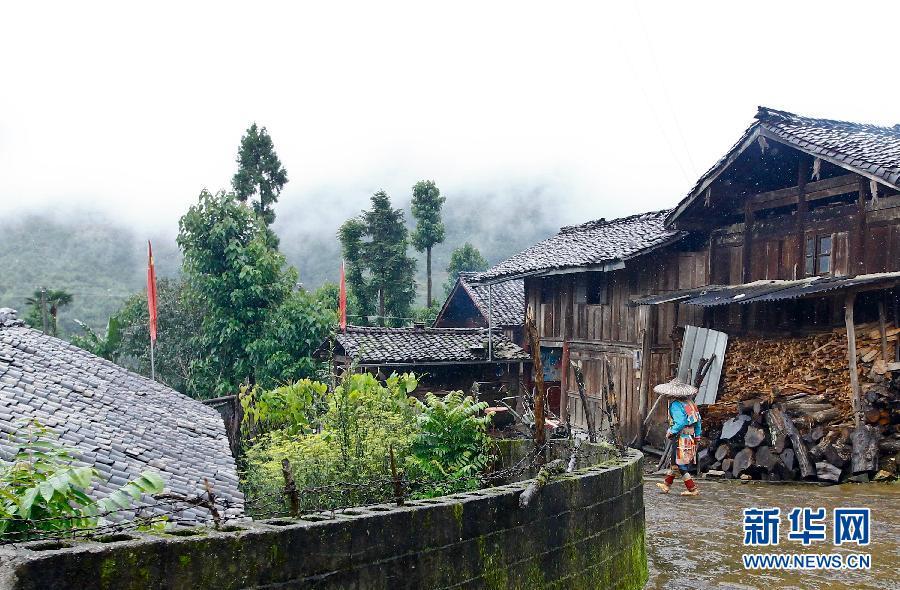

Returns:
0,309,243,520
321,324,530,403
433,272,524,345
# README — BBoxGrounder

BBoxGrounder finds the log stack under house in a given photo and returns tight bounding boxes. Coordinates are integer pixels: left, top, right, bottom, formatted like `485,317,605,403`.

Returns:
481,106,900,483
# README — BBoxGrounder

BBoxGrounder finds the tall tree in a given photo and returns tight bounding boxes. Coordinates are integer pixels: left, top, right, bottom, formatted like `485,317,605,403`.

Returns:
24,288,73,336
339,191,416,326
410,180,446,307
178,189,294,397
444,243,489,296
231,123,288,228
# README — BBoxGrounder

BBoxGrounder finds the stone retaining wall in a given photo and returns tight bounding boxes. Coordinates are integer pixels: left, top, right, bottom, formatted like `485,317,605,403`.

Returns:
0,447,646,590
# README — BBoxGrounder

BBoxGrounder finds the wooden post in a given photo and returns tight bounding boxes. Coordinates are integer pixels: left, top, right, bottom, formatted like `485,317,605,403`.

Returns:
741,202,754,284
636,306,655,447
570,360,596,443
878,300,888,361
281,459,300,517
525,312,546,451
389,445,404,506
203,478,222,529
855,178,869,275
844,291,862,427
797,155,810,276
559,341,569,425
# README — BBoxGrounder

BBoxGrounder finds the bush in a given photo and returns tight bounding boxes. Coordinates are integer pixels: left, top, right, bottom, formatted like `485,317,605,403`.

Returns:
240,373,419,514
409,392,492,496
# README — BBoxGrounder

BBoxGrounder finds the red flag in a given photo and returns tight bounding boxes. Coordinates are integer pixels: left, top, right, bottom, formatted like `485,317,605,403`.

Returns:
147,241,158,342
339,260,347,332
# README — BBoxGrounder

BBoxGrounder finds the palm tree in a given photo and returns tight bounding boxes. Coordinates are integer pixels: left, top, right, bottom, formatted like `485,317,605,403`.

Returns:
24,288,73,335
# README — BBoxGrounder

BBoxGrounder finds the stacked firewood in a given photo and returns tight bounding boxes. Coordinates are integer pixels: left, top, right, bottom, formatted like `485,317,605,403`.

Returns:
698,322,900,483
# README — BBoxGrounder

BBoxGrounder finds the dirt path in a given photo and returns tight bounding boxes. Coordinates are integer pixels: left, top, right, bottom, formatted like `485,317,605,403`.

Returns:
643,478,900,589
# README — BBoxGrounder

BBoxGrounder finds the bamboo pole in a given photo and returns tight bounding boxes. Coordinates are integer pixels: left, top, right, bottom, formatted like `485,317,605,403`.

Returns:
845,291,862,428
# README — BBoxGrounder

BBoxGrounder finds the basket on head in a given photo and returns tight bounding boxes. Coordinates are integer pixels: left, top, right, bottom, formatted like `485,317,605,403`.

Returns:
653,379,698,399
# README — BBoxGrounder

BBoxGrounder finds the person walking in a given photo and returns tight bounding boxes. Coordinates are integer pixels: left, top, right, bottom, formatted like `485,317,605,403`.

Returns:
654,380,702,497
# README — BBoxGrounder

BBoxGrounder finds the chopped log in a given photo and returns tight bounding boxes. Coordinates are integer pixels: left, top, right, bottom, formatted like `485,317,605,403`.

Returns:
737,397,766,415
732,447,755,478
756,446,778,471
815,461,842,483
780,448,795,471
698,448,713,473
804,408,841,425
519,459,565,508
721,415,751,442
850,425,879,474
845,291,863,427
878,438,900,454
784,403,835,415
744,426,766,448
714,443,731,462
721,458,734,473
810,431,838,461
864,409,883,424
765,409,788,453
771,406,816,479
783,395,828,408
824,440,851,468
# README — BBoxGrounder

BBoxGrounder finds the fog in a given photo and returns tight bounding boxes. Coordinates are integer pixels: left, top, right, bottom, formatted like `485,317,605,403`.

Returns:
3,1,900,297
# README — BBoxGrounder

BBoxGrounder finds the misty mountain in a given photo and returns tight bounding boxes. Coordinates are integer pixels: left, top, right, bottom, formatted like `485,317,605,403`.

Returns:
0,191,564,332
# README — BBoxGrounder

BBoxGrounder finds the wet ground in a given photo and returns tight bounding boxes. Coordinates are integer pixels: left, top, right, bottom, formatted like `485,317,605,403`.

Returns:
643,478,899,590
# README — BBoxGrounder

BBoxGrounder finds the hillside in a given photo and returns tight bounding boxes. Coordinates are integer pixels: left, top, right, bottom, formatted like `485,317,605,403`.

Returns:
0,195,563,332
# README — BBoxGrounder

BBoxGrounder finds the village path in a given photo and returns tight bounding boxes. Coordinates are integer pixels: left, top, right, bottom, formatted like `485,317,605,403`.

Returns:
642,478,899,590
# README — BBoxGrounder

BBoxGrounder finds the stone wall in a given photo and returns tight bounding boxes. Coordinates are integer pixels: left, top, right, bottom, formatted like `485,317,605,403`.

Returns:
0,447,646,590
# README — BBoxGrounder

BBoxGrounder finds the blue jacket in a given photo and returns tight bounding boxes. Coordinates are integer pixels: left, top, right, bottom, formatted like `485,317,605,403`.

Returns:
667,399,702,437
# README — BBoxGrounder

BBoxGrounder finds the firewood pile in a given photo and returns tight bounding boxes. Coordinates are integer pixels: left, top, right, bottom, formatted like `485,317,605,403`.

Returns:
697,322,900,483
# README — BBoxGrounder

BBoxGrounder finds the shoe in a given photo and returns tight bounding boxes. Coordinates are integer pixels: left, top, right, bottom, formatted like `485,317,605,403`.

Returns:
655,482,670,494
680,488,700,497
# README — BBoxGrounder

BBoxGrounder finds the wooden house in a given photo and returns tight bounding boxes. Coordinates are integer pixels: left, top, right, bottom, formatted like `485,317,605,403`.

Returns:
433,272,524,345
482,107,900,451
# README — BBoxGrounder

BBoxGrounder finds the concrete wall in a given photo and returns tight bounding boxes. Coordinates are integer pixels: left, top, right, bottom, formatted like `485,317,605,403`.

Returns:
0,448,646,590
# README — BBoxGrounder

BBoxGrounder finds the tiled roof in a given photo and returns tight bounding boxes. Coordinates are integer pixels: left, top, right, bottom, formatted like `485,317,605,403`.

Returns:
331,325,530,365
480,210,684,281
668,106,900,224
437,273,524,328
0,309,243,521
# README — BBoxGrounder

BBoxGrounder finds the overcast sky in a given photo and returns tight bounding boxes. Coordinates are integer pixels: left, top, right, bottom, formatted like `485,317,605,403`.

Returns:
2,1,899,233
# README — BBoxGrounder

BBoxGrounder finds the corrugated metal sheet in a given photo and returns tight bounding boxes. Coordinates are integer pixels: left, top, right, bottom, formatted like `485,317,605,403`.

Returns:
676,326,728,405
633,272,900,308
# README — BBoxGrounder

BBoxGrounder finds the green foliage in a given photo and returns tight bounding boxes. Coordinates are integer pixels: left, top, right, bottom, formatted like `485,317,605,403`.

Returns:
410,180,447,253
0,425,164,541
248,290,334,389
338,191,417,326
410,392,492,489
178,189,294,397
231,123,288,228
411,303,441,326
24,289,73,336
109,278,205,397
240,373,419,513
239,379,328,437
444,242,489,296
70,315,122,361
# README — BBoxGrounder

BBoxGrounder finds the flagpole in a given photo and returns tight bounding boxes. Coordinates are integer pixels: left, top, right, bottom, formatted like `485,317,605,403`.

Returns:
150,339,156,381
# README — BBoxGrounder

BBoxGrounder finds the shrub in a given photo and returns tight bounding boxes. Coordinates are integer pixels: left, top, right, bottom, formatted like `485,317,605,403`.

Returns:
409,391,492,496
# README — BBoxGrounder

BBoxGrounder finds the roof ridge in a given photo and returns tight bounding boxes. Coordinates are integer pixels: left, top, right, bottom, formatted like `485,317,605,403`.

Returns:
559,208,672,234
757,105,900,136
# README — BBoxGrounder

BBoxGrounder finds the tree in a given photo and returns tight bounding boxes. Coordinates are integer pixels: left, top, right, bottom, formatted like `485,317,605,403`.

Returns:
231,123,288,228
444,243,488,296
108,278,204,397
410,180,446,307
178,189,294,397
339,191,416,326
71,316,122,361
24,288,73,336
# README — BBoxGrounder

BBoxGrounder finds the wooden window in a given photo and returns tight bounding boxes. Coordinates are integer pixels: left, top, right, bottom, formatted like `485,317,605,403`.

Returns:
585,273,608,305
805,236,815,276
817,235,832,274
805,234,834,276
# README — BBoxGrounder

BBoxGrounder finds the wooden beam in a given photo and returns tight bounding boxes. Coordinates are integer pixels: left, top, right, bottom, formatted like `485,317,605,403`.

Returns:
856,177,870,275
742,201,754,284
844,291,862,428
746,173,858,212
636,306,656,447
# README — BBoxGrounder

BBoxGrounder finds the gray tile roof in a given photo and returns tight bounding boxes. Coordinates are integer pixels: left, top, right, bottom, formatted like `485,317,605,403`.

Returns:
437,273,524,328
0,309,243,522
668,106,900,224
479,210,684,281
330,325,530,365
